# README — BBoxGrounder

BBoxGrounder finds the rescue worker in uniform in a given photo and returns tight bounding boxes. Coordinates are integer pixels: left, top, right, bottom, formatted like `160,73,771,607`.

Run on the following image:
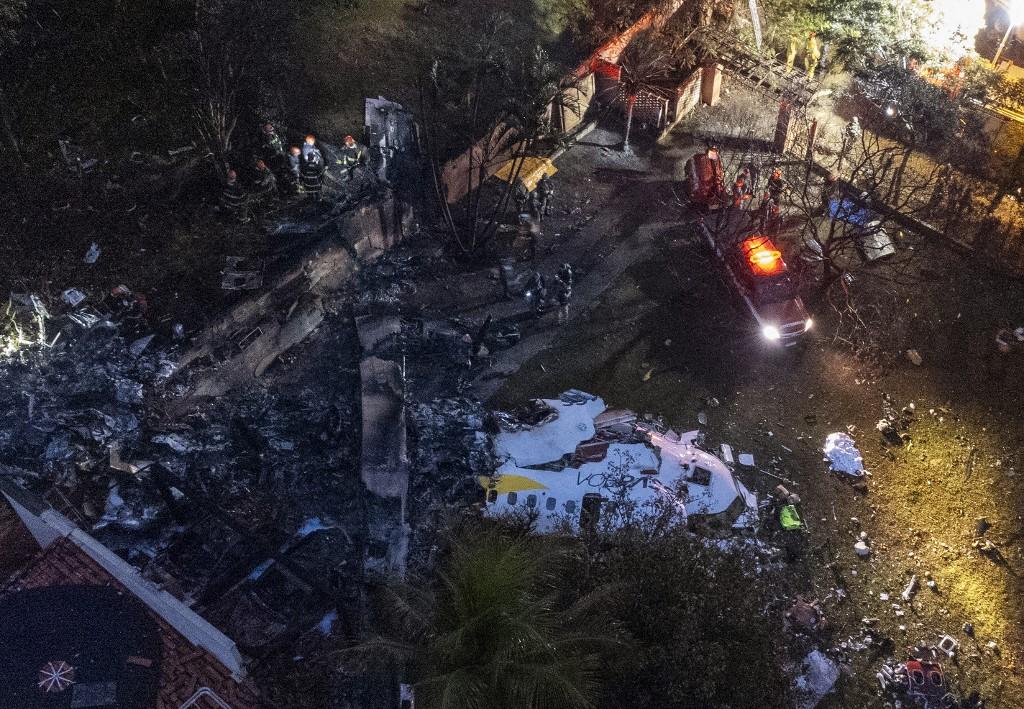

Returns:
804,31,822,80
339,134,365,181
767,167,785,203
786,34,799,73
534,173,554,220
528,270,547,317
300,146,326,200
301,134,319,161
252,159,278,207
518,212,541,262
285,146,303,193
555,263,573,325
219,169,249,223
732,168,753,209
756,191,780,232
260,123,284,164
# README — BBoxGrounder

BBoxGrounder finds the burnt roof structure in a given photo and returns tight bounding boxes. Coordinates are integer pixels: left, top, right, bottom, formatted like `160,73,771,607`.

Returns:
0,480,260,709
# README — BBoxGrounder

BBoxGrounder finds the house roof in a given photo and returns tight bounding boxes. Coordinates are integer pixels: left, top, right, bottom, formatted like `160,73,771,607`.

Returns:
0,480,260,709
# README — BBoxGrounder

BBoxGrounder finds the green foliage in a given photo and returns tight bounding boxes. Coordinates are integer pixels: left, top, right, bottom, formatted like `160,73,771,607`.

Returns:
370,527,609,709
584,524,792,709
373,516,791,709
762,0,925,70
867,63,960,146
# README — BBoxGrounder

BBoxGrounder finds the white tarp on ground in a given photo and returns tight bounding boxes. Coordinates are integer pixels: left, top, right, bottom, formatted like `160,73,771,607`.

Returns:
482,392,757,533
493,393,606,466
794,650,840,709
823,432,865,477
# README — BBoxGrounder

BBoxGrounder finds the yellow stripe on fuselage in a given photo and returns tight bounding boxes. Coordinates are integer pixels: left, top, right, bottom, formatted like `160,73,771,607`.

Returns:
477,474,548,494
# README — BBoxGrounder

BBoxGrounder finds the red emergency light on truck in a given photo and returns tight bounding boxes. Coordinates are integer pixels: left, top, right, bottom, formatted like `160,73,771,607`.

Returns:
702,227,813,347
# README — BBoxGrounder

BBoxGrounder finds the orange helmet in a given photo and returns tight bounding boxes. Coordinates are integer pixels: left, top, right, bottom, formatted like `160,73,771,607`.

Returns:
305,134,316,144
289,146,301,156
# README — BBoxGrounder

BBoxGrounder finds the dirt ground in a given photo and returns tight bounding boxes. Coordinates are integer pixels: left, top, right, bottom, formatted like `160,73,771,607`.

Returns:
487,98,1024,706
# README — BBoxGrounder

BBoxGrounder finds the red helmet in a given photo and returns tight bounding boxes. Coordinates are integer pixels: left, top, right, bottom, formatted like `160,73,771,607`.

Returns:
344,135,355,144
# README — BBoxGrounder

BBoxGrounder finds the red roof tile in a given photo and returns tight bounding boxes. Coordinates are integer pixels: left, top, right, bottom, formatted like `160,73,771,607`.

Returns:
4,538,260,709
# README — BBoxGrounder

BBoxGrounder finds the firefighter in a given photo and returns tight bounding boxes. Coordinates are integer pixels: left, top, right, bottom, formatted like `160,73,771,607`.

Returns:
252,159,278,207
767,167,786,203
732,168,753,208
518,212,540,262
300,147,326,200
756,191,780,232
260,123,284,161
513,182,530,215
786,34,799,73
301,134,319,161
555,263,573,325
528,271,547,317
928,163,952,212
285,146,303,193
339,134,365,181
804,31,822,80
535,173,554,220
219,169,249,222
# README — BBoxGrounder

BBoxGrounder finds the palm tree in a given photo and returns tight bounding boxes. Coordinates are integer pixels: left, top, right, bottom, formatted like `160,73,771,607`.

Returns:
367,529,611,709
615,30,673,152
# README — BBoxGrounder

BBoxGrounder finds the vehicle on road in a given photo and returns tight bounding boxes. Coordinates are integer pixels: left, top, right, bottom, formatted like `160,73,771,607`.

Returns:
702,218,812,346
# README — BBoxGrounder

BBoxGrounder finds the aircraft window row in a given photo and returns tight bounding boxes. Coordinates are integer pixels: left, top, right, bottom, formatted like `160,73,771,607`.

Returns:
501,492,577,514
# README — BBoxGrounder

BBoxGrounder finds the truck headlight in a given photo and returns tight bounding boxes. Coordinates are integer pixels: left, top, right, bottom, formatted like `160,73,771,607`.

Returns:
804,318,814,331
762,325,781,341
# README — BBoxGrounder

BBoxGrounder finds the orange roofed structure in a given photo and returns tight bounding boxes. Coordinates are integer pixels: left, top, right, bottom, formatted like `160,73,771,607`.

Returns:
0,480,261,709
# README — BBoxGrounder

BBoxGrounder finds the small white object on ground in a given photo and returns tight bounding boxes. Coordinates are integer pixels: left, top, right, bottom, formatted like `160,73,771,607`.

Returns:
905,349,923,366
901,575,919,602
938,634,958,657
824,432,865,477
854,541,871,557
738,453,755,467
83,242,101,264
317,609,338,636
794,650,840,709
62,288,86,306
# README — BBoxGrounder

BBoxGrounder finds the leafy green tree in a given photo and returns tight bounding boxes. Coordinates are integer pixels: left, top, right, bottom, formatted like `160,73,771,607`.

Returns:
762,0,924,71
367,527,610,709
580,523,792,709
